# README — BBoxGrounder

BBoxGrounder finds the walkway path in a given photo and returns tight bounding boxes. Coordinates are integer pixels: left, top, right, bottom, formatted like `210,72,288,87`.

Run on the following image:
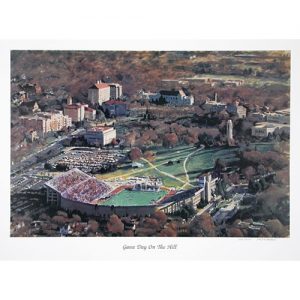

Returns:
181,145,205,188
141,158,190,186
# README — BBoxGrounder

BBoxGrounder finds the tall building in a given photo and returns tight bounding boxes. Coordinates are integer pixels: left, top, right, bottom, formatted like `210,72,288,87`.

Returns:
108,83,123,100
32,102,41,113
84,126,116,146
88,81,111,105
20,111,72,137
198,173,218,203
64,96,96,122
227,119,233,143
88,81,123,105
67,95,73,105
64,104,86,123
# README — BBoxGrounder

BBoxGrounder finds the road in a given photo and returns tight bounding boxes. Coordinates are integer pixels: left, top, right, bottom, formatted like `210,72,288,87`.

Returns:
11,128,86,193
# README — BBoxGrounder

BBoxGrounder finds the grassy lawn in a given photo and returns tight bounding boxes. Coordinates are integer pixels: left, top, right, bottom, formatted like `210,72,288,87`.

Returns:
94,143,275,189
96,145,237,188
186,148,240,184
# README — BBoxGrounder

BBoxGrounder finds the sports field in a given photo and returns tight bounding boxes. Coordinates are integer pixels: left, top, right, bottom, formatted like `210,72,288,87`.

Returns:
99,189,167,206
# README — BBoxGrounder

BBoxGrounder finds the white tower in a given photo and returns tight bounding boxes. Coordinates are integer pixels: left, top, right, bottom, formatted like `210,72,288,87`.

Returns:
214,92,218,102
227,119,233,142
67,95,72,105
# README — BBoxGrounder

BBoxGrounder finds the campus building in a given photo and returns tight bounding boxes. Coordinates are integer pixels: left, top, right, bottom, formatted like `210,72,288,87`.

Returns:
188,77,244,87
132,177,163,192
226,100,247,118
88,81,111,105
159,89,194,106
159,188,202,214
20,111,72,137
141,89,194,106
84,126,116,146
198,173,218,203
102,99,128,117
108,83,123,100
247,112,266,122
63,96,96,122
84,107,96,120
251,122,290,137
88,81,123,105
204,95,246,118
265,108,290,124
159,173,219,214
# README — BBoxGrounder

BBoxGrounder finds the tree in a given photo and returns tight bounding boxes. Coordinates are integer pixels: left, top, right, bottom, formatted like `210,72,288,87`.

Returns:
129,147,142,161
44,162,52,170
88,220,99,233
19,106,29,115
152,210,167,225
265,219,289,237
163,132,178,148
159,223,177,237
125,132,136,147
107,214,124,234
242,166,256,180
143,150,155,161
57,211,68,218
111,138,117,148
72,214,81,222
188,212,216,237
226,227,244,237
256,185,289,224
52,215,67,225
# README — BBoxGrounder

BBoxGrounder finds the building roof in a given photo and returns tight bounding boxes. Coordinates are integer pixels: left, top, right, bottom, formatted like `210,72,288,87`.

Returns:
159,90,180,96
108,83,121,87
64,105,81,110
84,107,96,112
253,122,290,129
160,187,200,204
103,100,126,106
87,126,114,133
89,82,110,89
44,168,91,193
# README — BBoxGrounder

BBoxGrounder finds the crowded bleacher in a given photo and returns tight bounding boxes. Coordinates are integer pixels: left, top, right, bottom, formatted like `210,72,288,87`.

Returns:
61,177,112,203
46,168,91,193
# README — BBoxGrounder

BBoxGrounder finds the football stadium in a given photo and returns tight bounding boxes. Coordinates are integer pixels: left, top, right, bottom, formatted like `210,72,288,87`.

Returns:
45,168,172,217
44,167,218,217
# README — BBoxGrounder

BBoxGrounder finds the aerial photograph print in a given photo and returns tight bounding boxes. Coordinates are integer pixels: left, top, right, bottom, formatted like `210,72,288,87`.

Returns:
10,50,290,238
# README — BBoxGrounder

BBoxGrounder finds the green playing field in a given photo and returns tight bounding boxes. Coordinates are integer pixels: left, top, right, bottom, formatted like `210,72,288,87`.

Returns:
99,189,167,207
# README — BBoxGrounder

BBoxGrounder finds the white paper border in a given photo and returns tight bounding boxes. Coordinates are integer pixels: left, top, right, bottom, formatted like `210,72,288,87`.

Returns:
0,39,299,260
